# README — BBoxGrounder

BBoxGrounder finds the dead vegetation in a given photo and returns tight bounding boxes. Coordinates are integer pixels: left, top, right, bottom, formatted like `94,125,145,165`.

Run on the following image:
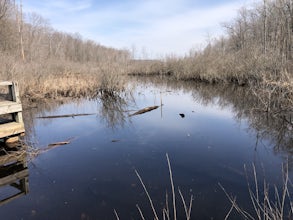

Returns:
220,163,293,220
114,154,193,220
129,106,159,117
129,0,293,111
0,0,130,100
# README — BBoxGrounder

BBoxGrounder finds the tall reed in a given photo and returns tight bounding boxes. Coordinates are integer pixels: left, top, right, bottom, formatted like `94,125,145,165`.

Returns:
220,163,293,220
114,153,193,220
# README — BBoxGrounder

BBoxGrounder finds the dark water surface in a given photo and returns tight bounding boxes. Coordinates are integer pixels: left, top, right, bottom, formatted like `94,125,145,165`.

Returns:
1,79,292,219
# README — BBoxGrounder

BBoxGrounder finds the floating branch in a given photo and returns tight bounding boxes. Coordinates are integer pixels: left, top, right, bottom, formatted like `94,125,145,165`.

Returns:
129,106,159,117
37,113,95,119
48,141,70,147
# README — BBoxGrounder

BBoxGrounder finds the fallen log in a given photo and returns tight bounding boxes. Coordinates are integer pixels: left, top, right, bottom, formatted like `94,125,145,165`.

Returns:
33,138,73,156
48,141,70,147
37,113,95,119
129,106,159,117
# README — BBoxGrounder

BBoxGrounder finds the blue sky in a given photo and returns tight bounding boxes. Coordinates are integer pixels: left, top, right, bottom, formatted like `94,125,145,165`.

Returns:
22,0,254,58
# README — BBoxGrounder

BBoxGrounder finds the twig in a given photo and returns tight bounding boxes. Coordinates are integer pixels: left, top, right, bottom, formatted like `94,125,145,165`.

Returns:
166,153,176,220
224,197,236,220
218,182,254,219
136,204,146,220
178,188,193,220
37,113,95,119
164,190,170,220
135,169,159,220
113,209,120,220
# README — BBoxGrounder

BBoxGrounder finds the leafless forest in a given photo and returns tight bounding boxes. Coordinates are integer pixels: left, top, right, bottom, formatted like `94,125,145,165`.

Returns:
0,0,130,99
130,0,293,113
0,0,292,110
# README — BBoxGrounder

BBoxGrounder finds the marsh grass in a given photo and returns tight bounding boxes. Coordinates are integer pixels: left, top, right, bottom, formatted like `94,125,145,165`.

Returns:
115,153,193,220
220,164,293,220
0,55,130,101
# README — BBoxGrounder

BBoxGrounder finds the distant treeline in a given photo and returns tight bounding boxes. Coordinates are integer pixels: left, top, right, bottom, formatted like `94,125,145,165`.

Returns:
0,0,130,62
0,0,292,105
132,0,292,84
0,0,130,98
129,0,292,112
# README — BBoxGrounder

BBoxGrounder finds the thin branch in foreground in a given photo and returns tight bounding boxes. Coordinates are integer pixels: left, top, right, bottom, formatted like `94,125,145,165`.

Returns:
164,190,170,220
166,153,177,220
224,197,236,220
136,204,146,220
113,209,120,220
178,188,193,220
218,183,254,220
135,169,159,220
221,162,293,220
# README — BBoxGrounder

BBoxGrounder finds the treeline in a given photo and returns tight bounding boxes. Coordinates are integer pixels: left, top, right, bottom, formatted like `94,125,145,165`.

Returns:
0,0,130,62
0,0,130,98
130,0,292,111
133,0,292,82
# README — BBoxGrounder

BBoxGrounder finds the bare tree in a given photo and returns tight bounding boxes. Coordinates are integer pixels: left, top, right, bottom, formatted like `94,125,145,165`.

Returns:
0,0,10,20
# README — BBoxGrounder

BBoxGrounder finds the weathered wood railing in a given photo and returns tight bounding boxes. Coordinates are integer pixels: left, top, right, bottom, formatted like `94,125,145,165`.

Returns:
0,81,25,142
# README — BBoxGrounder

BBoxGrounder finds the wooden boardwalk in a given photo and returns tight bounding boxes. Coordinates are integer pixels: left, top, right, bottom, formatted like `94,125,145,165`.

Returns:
0,82,28,205
0,151,29,206
0,81,25,142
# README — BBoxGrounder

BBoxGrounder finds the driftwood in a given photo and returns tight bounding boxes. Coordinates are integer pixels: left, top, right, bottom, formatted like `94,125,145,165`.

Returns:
0,137,74,163
30,138,73,158
48,141,70,147
129,106,159,117
37,113,95,119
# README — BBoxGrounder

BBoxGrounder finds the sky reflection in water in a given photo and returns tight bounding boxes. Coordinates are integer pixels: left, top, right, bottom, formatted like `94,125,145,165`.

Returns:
0,82,290,220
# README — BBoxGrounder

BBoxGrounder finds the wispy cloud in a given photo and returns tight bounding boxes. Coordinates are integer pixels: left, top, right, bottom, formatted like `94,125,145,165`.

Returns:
23,0,252,58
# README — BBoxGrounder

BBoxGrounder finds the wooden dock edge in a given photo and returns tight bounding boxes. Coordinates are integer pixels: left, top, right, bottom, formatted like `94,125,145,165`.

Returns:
0,81,25,145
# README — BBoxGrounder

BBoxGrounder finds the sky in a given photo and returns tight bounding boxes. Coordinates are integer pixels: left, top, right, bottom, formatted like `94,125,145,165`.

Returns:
22,0,255,58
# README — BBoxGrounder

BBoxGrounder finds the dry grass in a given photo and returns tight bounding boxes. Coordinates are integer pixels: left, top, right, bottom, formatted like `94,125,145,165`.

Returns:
114,153,193,220
127,0,293,111
0,55,130,101
220,164,293,220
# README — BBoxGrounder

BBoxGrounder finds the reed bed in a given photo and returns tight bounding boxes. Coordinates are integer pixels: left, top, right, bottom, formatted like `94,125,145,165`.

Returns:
0,55,129,101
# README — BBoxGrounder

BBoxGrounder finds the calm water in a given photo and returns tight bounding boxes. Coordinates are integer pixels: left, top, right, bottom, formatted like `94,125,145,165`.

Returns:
1,79,292,219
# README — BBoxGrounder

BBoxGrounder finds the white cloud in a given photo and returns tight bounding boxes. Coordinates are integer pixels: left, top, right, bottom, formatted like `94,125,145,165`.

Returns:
23,0,254,58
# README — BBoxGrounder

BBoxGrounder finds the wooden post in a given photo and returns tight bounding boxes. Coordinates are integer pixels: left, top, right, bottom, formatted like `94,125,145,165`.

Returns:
0,81,25,143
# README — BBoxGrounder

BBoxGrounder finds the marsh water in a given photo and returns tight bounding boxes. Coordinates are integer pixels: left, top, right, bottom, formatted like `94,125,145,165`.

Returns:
1,78,292,219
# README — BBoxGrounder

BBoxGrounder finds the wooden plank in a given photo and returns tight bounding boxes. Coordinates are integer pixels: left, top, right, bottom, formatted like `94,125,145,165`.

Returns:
0,82,13,86
0,122,25,139
0,101,22,115
0,169,28,187
0,192,26,206
11,82,20,103
0,151,26,166
14,111,24,123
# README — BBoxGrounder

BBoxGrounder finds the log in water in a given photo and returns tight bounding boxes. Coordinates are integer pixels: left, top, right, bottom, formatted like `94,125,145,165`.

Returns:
129,106,159,116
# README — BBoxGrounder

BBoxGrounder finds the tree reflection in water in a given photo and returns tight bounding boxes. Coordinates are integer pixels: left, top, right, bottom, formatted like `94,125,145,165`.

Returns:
22,77,292,167
98,91,135,130
132,76,293,167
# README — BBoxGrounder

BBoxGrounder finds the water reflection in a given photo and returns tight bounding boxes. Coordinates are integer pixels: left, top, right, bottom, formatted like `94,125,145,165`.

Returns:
21,77,292,164
9,77,292,219
132,77,293,163
0,145,29,206
98,91,134,129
